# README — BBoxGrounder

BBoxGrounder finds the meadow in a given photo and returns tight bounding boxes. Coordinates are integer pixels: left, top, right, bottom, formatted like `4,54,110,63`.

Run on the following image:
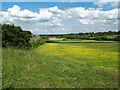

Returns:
2,41,119,88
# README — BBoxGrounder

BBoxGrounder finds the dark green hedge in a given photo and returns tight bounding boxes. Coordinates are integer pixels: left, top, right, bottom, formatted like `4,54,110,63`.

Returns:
2,23,32,49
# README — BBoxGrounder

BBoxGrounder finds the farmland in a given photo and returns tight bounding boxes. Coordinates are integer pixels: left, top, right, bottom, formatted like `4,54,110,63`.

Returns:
2,41,119,88
1,3,120,89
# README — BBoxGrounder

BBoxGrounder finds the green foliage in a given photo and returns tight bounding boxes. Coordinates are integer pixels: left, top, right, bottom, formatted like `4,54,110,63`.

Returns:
39,31,120,41
94,36,107,41
2,24,32,49
114,35,120,41
31,38,47,48
62,38,68,41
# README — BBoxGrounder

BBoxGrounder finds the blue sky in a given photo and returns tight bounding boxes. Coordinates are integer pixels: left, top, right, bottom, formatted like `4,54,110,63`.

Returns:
2,2,115,12
0,1,119,34
1,0,99,2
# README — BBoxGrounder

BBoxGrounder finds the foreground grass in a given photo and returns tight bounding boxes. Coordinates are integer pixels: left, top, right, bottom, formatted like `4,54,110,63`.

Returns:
2,42,119,88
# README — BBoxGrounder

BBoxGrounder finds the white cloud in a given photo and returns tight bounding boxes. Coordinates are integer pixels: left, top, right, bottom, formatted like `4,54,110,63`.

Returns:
0,5,64,27
48,6,63,14
94,0,119,7
65,7,118,25
0,5,118,34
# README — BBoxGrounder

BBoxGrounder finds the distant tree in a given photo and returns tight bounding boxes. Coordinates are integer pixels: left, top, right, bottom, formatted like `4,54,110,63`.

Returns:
101,36,108,40
117,31,120,34
114,35,120,41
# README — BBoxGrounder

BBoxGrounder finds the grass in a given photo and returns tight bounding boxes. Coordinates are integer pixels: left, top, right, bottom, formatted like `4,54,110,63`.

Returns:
2,41,119,88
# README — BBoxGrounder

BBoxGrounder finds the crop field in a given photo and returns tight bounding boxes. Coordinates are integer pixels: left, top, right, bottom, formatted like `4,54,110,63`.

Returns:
2,42,119,88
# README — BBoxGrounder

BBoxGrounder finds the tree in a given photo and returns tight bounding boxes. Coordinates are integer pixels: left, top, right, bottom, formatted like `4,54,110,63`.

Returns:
2,23,32,49
114,36,120,41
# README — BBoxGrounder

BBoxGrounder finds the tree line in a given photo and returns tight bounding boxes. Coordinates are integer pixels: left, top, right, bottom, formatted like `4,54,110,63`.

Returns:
39,31,120,41
1,23,120,49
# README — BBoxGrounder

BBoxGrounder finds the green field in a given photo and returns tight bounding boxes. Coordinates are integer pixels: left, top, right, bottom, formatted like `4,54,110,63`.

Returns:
54,39,117,43
106,35,118,39
2,41,119,88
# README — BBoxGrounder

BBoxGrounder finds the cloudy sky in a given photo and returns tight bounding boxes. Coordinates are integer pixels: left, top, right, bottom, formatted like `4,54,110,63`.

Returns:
0,0,119,34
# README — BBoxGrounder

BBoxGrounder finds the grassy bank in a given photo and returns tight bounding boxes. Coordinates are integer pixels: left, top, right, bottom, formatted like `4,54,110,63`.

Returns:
2,42,119,88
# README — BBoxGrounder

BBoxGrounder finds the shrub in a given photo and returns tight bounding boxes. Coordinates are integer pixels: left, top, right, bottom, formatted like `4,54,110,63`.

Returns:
114,36,120,41
2,24,32,49
62,38,68,41
31,38,47,48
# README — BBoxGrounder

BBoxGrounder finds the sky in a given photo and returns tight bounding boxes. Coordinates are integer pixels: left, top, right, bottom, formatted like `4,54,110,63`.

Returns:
0,0,119,34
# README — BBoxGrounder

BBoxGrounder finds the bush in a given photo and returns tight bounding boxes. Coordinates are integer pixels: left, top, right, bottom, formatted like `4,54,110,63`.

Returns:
101,36,108,40
31,38,47,48
114,36,120,41
62,38,68,41
94,36,108,41
94,36,102,41
2,24,32,49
